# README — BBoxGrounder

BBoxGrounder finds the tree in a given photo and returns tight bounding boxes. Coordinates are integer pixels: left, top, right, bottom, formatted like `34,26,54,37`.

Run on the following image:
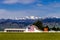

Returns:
33,20,43,30
52,26,56,31
56,27,60,31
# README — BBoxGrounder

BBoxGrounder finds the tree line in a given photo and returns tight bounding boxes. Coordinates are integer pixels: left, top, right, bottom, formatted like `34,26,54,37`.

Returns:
33,20,60,31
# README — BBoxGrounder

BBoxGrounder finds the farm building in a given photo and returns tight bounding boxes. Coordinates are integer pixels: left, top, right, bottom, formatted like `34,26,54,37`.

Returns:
25,25,42,32
4,28,25,32
43,27,48,32
4,25,42,32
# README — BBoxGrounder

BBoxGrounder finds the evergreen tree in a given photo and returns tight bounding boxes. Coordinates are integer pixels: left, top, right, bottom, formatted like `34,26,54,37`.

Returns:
52,26,56,31
56,27,60,31
33,20,43,30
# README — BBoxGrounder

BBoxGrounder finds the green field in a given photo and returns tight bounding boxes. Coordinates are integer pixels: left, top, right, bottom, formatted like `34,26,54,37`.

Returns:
0,32,60,40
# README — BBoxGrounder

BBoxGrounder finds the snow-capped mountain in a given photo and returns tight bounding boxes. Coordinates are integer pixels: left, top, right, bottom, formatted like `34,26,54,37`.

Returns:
13,16,41,20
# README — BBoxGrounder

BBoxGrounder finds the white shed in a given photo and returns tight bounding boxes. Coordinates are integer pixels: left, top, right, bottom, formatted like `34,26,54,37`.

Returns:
4,28,25,32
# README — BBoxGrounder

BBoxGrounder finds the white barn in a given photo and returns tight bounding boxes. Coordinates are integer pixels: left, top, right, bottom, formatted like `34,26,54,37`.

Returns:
25,25,42,32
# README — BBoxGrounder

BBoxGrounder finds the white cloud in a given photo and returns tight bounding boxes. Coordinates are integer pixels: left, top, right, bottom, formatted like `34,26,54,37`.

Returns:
53,3,60,7
0,9,45,19
18,0,36,4
3,0,36,4
0,9,8,14
36,4,43,7
0,9,27,19
47,2,60,8
46,13,60,18
3,0,18,4
0,9,60,19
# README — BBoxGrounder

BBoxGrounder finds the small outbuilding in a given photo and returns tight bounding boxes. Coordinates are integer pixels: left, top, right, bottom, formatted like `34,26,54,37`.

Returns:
4,28,25,32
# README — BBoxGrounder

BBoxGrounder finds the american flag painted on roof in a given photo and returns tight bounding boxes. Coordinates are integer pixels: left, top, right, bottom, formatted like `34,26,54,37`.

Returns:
28,25,34,31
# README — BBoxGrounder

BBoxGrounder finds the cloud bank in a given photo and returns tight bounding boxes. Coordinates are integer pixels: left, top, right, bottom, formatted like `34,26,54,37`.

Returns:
0,9,60,19
2,0,36,4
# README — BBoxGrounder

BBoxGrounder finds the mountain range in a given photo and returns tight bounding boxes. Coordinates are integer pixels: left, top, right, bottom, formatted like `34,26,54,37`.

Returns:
0,17,60,31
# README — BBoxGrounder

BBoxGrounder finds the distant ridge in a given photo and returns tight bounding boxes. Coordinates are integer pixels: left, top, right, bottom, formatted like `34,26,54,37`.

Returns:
0,16,60,31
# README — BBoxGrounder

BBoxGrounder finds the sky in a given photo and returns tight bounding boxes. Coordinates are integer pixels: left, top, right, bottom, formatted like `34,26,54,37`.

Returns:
0,0,60,19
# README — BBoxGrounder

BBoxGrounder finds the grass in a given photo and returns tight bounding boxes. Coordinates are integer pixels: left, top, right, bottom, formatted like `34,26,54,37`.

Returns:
0,32,60,40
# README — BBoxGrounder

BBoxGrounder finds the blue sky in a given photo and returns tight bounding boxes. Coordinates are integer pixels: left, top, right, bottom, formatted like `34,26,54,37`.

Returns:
0,0,60,19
